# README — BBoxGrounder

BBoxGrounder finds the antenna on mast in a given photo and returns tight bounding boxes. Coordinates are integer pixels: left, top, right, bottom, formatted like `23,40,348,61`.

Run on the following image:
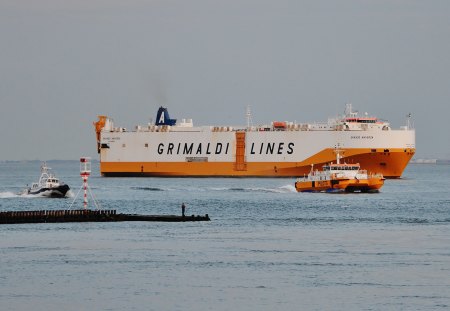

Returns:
406,112,412,129
246,105,253,130
345,103,357,118
334,143,345,164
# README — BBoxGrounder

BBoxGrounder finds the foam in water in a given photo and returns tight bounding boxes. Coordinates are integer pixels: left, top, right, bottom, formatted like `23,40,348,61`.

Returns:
0,190,73,199
278,184,297,193
0,191,18,198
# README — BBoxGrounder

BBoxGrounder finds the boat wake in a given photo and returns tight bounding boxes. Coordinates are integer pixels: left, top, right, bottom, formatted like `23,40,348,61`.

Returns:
130,187,164,191
0,191,41,199
212,184,296,193
0,191,19,198
0,190,73,199
128,184,297,193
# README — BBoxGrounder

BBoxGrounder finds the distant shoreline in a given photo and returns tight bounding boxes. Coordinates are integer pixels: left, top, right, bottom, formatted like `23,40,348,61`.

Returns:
0,159,99,163
1,158,450,165
411,159,450,165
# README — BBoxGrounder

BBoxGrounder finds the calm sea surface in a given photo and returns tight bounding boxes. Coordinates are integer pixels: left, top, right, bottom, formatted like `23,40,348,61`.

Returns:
1,161,450,310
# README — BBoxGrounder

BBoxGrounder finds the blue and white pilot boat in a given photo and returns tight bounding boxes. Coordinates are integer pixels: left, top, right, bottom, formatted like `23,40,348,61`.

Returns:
26,163,70,197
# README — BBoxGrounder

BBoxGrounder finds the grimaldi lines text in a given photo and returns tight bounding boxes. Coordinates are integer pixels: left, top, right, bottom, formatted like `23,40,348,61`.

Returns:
94,105,415,178
155,142,295,156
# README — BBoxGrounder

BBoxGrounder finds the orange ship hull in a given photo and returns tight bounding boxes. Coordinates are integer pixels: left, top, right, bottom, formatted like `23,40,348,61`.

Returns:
100,147,414,178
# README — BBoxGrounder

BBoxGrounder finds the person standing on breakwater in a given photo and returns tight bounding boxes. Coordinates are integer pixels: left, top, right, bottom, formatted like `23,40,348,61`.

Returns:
181,202,186,217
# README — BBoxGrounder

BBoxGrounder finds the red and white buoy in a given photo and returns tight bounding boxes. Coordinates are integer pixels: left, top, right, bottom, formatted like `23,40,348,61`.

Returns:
80,157,91,209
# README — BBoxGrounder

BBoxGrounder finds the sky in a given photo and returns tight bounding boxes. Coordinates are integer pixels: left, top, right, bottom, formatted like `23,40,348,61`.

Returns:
1,0,449,160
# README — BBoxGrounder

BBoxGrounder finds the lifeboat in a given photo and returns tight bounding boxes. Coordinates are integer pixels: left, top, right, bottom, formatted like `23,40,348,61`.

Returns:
273,121,287,130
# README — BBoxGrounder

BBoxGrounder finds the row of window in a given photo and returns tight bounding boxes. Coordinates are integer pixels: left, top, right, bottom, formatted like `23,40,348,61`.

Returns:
323,166,359,171
122,144,148,148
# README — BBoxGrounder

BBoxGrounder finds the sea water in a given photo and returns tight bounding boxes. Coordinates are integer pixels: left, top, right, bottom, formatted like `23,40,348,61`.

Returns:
1,161,449,310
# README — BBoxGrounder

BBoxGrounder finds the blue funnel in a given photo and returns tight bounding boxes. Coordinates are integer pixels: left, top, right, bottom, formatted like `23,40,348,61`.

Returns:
155,107,176,126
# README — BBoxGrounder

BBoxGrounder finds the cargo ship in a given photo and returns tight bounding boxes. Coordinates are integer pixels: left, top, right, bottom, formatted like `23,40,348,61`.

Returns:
94,104,415,178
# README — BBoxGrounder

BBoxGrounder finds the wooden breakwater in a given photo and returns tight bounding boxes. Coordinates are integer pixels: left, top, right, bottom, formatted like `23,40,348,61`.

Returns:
0,209,210,224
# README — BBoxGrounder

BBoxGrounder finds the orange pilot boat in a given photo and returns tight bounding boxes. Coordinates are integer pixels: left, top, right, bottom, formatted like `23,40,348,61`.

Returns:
295,149,385,193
